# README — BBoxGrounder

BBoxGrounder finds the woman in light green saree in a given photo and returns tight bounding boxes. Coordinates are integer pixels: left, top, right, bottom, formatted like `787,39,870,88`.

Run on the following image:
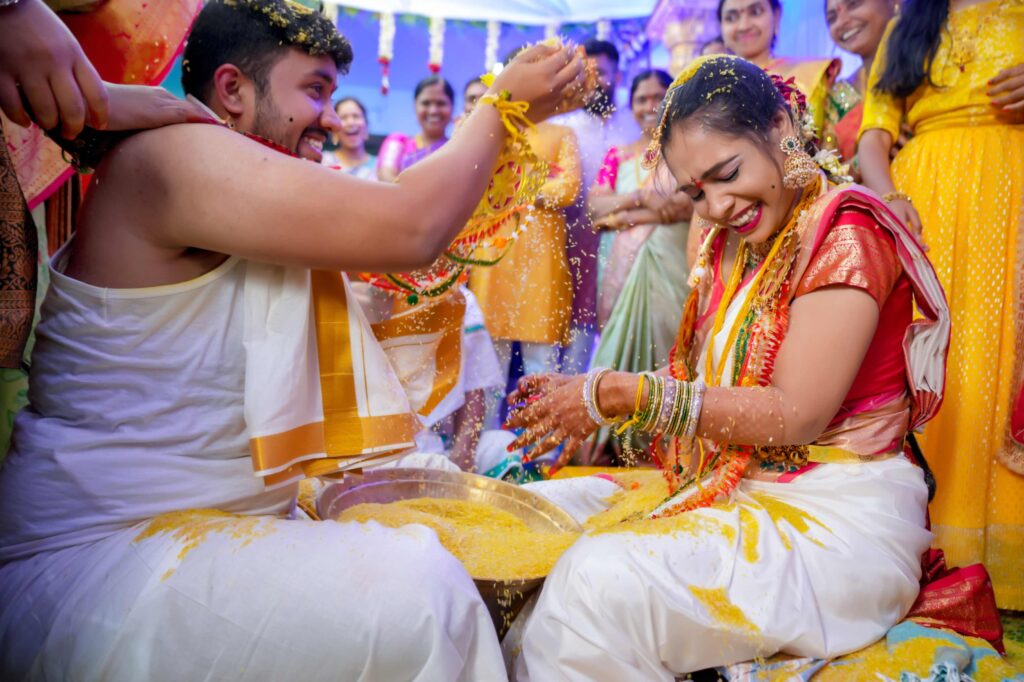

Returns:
589,70,692,375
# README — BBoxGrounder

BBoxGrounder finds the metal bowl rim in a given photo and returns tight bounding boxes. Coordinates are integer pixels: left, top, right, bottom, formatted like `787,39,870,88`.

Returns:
318,467,581,533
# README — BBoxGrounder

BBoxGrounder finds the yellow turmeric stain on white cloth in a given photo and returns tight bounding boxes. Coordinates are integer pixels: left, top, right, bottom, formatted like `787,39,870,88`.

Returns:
133,509,276,579
688,585,761,636
746,492,832,550
336,498,578,581
738,504,761,563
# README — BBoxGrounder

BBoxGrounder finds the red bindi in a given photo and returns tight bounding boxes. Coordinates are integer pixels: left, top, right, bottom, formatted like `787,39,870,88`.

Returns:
691,177,704,190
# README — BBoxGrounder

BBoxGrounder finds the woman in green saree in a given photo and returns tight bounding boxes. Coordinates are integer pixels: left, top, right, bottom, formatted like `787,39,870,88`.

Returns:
588,70,692,376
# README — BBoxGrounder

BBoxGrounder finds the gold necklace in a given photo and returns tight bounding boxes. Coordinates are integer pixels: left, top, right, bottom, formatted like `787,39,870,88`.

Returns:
746,231,777,265
745,187,807,265
704,179,820,387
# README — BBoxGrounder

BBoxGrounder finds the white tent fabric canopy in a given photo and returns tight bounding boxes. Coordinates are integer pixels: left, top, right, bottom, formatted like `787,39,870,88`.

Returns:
322,0,658,24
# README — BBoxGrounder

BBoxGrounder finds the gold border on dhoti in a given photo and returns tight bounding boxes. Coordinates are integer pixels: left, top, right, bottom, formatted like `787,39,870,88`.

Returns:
249,270,419,487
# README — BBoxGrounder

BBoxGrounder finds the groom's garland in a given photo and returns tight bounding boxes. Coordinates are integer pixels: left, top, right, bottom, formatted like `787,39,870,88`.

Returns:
360,43,597,304
358,74,548,304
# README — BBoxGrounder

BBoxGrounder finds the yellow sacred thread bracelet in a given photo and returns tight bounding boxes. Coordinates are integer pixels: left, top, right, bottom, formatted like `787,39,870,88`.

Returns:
478,90,535,144
616,373,651,435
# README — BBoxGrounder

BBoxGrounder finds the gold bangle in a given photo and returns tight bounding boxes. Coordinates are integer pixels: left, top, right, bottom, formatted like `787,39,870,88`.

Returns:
882,191,912,204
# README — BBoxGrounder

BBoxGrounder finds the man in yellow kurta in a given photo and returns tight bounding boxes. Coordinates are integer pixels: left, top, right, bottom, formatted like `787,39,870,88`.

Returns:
471,121,580,378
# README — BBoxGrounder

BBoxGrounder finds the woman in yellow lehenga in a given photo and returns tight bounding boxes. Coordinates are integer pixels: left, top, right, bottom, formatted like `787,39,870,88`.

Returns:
859,0,1024,610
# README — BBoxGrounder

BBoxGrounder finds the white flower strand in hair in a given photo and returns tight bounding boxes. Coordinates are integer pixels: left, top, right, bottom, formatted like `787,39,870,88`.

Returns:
813,149,853,184
799,107,818,142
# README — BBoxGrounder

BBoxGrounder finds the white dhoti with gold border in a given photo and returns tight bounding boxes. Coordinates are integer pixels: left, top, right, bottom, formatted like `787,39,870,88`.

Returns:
0,247,505,681
0,515,506,681
514,455,931,680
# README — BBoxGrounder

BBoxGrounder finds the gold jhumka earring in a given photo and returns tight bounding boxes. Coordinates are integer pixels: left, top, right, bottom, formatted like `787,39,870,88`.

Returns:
779,135,818,189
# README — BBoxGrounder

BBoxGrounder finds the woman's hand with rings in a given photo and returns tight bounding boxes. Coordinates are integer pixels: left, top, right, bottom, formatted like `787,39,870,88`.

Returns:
505,373,598,475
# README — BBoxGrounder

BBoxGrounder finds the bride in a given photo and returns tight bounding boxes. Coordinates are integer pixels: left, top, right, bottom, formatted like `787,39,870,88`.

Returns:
506,55,950,679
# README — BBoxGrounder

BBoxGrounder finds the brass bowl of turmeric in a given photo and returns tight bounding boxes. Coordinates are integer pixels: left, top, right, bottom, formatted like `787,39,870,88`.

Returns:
319,468,581,636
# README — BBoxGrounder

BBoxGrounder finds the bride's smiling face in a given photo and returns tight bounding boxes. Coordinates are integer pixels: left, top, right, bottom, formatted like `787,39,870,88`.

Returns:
663,110,798,244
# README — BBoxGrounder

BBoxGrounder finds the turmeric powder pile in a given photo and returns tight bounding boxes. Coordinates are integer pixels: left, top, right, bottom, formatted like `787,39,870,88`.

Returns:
336,498,578,581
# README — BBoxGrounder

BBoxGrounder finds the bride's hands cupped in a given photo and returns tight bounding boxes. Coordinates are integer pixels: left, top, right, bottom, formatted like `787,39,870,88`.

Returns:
505,373,598,473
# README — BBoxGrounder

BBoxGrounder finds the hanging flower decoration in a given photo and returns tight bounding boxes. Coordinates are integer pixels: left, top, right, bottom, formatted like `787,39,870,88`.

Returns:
377,11,395,94
428,16,446,73
596,19,611,41
485,20,501,71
